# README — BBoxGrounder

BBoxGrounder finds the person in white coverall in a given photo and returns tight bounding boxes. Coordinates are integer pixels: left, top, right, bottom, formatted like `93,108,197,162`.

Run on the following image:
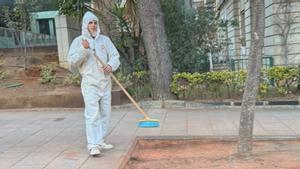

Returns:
68,11,120,156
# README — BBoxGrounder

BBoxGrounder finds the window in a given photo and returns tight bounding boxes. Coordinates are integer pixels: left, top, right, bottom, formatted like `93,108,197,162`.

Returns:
38,19,50,35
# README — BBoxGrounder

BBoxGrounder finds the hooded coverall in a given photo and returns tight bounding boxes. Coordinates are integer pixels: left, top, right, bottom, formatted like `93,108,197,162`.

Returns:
68,11,120,150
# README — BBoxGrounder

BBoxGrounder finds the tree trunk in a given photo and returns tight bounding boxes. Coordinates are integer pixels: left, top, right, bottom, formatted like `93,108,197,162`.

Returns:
237,0,265,157
138,0,173,100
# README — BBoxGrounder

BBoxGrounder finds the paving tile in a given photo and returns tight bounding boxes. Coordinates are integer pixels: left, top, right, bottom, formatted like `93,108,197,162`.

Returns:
213,130,238,136
0,108,300,169
0,152,28,169
265,130,297,135
44,147,89,169
188,129,215,136
10,151,61,168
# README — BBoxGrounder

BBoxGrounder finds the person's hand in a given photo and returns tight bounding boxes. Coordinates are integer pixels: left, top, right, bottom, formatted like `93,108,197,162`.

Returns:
81,39,89,49
102,65,112,74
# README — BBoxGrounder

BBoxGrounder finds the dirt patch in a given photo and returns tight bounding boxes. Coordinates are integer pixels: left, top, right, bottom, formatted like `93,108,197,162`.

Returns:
0,57,128,108
0,65,81,98
0,54,78,98
123,139,300,169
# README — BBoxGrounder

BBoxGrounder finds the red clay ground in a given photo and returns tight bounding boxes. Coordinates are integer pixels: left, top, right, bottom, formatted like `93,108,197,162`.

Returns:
124,139,300,169
0,55,81,98
0,65,81,98
0,58,128,107
0,56,122,99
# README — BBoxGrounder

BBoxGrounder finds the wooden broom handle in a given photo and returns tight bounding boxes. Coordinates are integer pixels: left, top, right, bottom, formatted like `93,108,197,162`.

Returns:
93,53,150,120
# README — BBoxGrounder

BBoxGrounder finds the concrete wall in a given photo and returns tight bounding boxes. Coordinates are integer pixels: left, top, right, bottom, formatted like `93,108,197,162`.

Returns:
55,15,80,70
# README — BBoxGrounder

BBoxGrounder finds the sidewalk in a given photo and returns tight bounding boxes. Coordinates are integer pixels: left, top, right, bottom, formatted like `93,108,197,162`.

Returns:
0,107,300,169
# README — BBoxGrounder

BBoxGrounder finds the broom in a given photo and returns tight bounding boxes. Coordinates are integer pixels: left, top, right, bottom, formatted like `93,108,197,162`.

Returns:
93,53,160,128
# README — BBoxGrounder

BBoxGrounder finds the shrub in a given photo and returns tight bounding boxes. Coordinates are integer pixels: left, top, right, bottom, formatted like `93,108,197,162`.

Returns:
40,64,56,84
170,67,300,100
0,70,8,80
113,71,151,100
267,66,300,95
64,73,81,86
114,71,132,88
128,71,152,99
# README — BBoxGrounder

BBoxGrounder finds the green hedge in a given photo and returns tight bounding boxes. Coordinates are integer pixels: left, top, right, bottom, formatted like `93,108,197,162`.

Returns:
170,66,300,100
114,70,152,100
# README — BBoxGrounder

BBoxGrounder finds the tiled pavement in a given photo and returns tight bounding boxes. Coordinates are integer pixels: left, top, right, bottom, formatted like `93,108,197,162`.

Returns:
0,107,300,169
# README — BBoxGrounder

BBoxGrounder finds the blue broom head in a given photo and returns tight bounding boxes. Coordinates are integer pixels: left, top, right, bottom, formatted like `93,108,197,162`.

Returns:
138,119,160,128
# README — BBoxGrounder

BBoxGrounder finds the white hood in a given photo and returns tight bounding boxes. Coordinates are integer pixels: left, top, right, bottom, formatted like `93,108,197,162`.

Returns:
81,11,101,39
69,11,120,87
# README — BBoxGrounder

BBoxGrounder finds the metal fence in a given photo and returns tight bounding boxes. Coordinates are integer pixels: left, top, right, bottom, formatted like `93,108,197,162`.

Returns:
0,27,56,48
230,56,273,71
0,27,57,69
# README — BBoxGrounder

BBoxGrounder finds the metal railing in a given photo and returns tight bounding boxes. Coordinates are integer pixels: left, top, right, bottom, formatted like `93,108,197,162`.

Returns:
230,56,273,71
0,27,57,48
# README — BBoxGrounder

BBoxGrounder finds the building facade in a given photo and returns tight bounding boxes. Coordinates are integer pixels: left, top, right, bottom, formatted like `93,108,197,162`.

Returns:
30,11,59,37
216,0,300,70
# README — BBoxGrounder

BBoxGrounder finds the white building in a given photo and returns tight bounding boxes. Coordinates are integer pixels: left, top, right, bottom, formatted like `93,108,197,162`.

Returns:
216,0,300,70
30,11,59,37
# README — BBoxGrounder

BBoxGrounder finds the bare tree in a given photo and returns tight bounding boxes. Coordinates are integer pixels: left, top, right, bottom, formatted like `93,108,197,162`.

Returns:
137,0,173,100
274,0,299,66
237,0,265,157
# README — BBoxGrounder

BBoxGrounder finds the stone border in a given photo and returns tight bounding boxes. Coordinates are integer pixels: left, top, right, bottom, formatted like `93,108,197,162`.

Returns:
0,94,84,109
134,135,300,141
0,88,299,110
113,100,300,110
117,138,139,169
0,89,128,109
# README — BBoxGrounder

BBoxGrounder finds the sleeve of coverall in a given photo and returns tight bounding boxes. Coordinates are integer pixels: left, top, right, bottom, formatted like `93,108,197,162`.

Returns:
106,38,120,72
68,38,89,67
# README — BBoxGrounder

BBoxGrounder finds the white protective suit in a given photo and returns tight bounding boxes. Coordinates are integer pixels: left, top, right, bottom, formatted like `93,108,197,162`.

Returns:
68,11,120,150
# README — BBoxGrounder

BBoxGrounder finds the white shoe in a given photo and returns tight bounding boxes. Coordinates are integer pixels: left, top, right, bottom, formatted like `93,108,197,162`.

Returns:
98,142,114,150
89,147,101,156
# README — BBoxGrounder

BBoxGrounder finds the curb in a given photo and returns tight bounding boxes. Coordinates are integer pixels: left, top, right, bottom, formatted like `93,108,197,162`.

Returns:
113,100,300,110
0,89,128,109
0,94,84,109
134,135,300,141
0,94,299,110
